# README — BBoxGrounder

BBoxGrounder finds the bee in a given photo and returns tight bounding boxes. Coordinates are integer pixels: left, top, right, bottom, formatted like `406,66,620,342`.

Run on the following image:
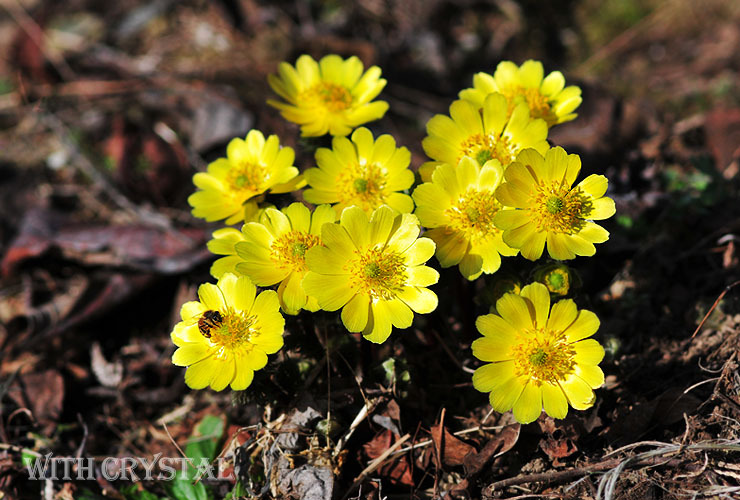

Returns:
198,310,224,338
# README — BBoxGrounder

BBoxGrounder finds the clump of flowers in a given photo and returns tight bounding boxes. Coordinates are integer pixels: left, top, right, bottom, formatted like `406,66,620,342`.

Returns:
234,203,336,315
412,157,517,280
173,52,613,429
304,127,414,215
419,93,549,182
471,282,604,424
188,130,298,224
267,54,389,137
303,205,439,343
171,273,285,391
494,147,616,261
459,59,582,127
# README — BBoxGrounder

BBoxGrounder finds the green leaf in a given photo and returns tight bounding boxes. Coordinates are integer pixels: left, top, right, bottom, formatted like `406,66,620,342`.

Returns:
185,415,224,463
120,484,162,500
165,414,223,500
167,478,210,500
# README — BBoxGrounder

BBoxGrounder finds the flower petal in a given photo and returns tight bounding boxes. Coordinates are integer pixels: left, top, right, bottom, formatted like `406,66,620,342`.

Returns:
341,293,370,332
471,336,514,362
302,272,355,311
541,383,569,419
363,304,393,343
513,382,543,424
496,293,533,330
489,376,525,413
564,310,600,342
397,286,438,314
547,299,578,333
184,358,217,390
560,375,595,410
573,338,605,365
519,282,550,329
472,360,514,392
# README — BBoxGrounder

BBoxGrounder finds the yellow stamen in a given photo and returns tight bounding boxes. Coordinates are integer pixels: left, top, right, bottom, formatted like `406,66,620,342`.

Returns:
271,231,321,272
445,188,502,243
511,328,575,385
528,182,592,234
501,86,557,126
208,310,259,357
336,162,387,211
301,82,353,112
225,162,267,199
349,247,407,300
459,133,515,167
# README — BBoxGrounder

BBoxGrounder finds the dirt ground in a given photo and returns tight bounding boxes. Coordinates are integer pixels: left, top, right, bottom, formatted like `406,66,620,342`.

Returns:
0,1,739,499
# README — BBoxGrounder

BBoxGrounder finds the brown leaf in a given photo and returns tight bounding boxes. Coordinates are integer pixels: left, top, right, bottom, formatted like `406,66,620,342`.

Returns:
705,108,740,179
1,208,209,276
430,413,476,467
8,369,64,433
538,417,579,466
463,423,520,477
362,429,413,486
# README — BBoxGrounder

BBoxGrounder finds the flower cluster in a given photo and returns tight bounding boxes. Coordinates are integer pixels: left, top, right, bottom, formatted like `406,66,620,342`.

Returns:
173,53,613,426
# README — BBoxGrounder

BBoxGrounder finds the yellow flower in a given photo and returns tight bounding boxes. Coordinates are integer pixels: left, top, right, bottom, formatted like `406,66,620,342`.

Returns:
459,60,582,127
171,273,284,391
268,54,389,137
234,203,336,315
472,282,605,424
412,157,517,280
419,93,549,182
304,127,414,215
188,130,299,225
303,205,438,343
494,147,616,261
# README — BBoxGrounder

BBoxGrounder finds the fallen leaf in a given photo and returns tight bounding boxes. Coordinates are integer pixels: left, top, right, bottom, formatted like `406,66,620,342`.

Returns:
430,413,476,467
8,369,64,434
705,107,740,179
538,417,579,466
362,429,413,486
463,423,520,476
1,208,210,277
277,464,334,500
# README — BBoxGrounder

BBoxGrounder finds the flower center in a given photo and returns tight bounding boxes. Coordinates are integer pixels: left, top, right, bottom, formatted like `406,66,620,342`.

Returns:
271,230,322,272
207,310,259,356
302,82,353,112
336,162,387,211
460,133,515,167
226,162,267,200
444,188,502,243
544,268,569,294
529,183,592,234
511,328,575,385
545,196,564,214
502,86,557,127
349,247,407,300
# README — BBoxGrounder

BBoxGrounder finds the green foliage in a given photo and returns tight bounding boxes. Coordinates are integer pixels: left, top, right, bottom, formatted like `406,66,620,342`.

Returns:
184,415,224,466
120,485,164,500
164,414,224,500
380,357,411,398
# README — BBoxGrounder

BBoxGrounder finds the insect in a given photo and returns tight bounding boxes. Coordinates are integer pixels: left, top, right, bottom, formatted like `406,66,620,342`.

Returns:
198,310,224,338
